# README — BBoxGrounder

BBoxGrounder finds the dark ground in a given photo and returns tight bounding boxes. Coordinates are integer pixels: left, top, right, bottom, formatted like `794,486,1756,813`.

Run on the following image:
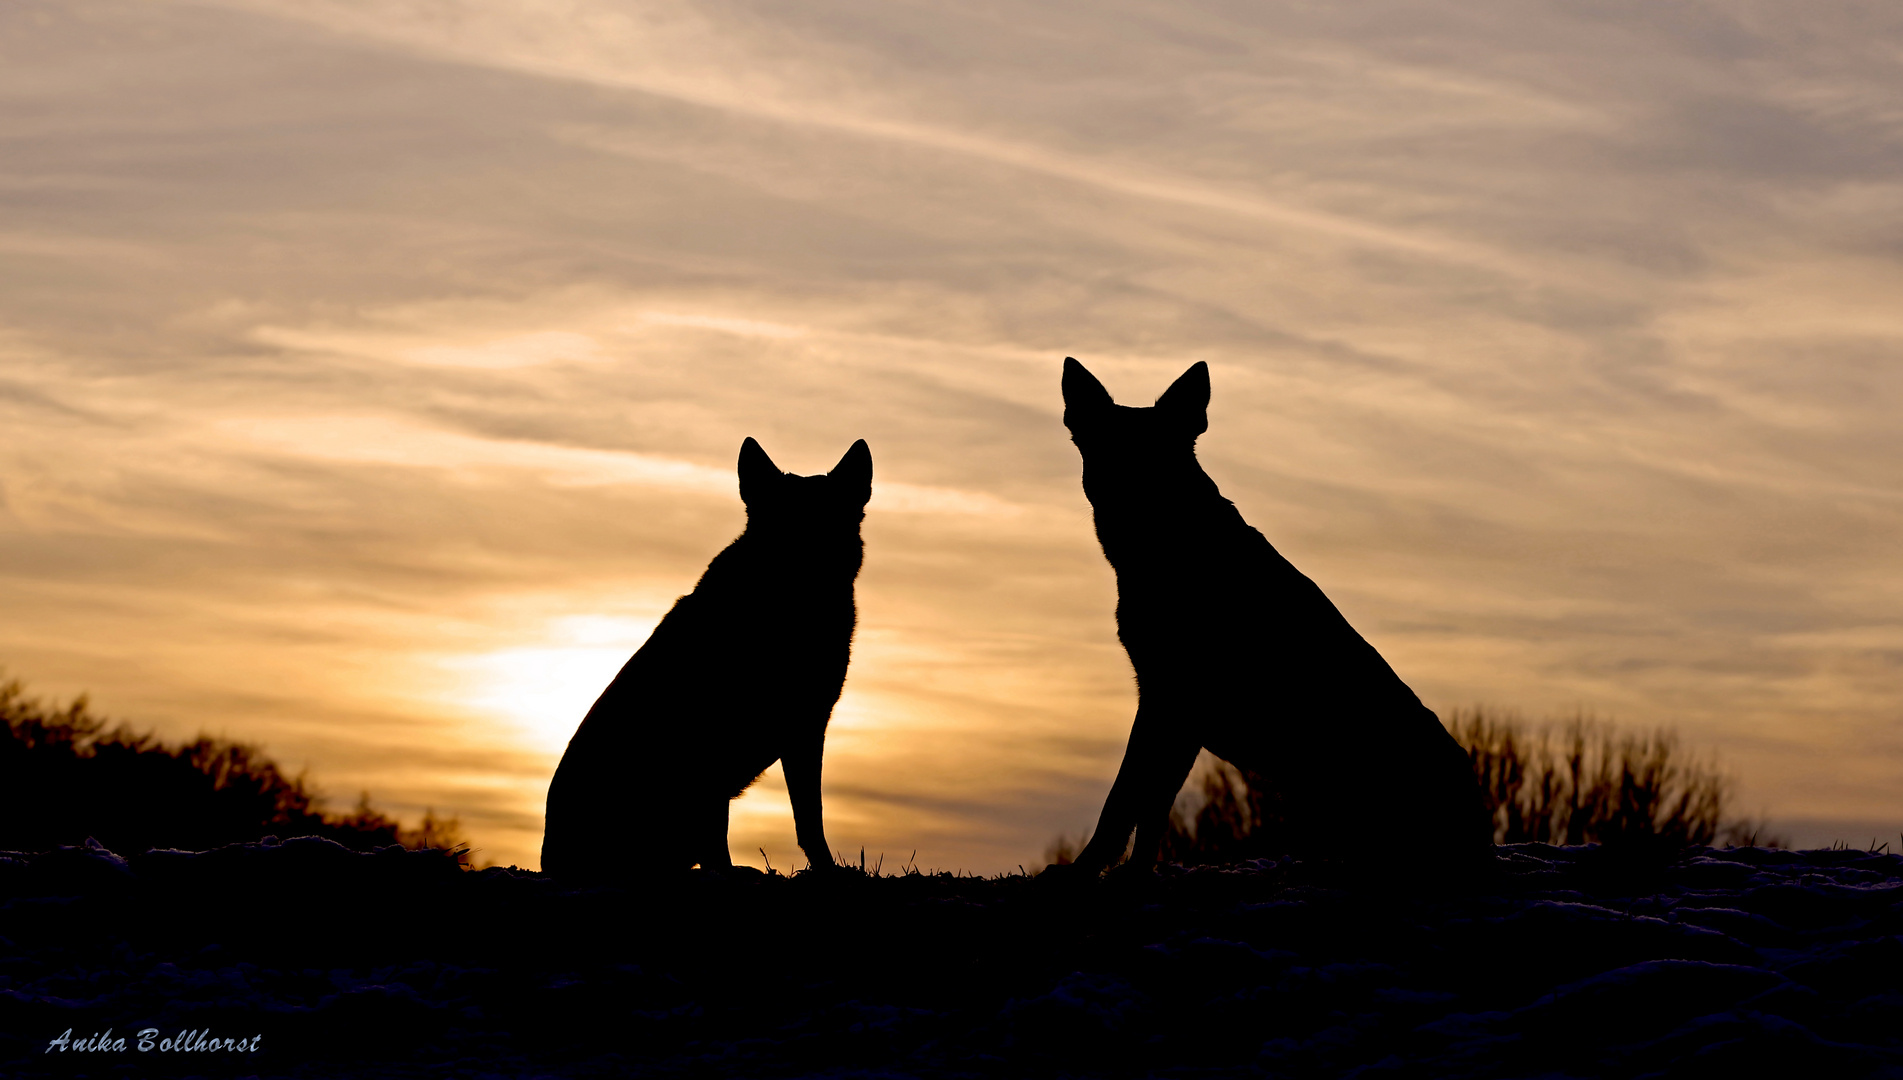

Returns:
2,839,1901,1078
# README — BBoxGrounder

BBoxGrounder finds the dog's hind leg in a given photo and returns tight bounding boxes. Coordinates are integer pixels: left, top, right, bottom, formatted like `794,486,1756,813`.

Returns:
693,796,734,871
1071,705,1200,873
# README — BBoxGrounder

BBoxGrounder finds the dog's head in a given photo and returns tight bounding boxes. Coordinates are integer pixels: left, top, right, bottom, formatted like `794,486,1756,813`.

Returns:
736,438,873,543
1061,357,1210,500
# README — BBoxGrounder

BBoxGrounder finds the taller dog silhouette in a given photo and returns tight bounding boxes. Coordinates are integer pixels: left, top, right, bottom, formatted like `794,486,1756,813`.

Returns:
542,438,871,879
1058,358,1488,873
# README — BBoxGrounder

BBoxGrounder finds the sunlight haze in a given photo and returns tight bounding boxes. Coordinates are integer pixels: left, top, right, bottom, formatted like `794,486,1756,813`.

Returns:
3,0,1900,868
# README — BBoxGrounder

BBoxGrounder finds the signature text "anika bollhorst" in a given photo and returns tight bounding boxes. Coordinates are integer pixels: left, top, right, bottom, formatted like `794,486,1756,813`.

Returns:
45,1028,262,1053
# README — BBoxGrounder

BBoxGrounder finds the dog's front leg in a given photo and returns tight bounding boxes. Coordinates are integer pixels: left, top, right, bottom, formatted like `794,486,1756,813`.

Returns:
783,727,838,873
1128,734,1201,870
1070,704,1200,872
696,797,734,871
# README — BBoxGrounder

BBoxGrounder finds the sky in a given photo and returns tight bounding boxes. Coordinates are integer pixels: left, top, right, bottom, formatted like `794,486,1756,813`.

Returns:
2,0,1900,870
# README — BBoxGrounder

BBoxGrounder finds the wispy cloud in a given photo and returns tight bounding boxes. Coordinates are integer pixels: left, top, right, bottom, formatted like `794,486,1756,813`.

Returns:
3,0,1899,867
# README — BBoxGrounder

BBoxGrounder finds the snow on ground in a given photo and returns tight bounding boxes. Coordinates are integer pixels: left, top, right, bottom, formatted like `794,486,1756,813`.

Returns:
2,838,1901,1077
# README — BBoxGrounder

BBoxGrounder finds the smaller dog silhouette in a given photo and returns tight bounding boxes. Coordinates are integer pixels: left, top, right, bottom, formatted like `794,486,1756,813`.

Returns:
542,438,871,879
1057,358,1489,874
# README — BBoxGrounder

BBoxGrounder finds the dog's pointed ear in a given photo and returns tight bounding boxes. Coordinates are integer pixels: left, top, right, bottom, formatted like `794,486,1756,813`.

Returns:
829,439,872,507
738,437,782,506
1155,362,1209,434
1062,357,1114,416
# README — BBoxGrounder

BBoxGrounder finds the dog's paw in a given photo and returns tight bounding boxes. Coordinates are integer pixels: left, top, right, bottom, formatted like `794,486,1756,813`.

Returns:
1102,861,1160,890
796,858,854,878
1033,861,1102,889
707,863,764,880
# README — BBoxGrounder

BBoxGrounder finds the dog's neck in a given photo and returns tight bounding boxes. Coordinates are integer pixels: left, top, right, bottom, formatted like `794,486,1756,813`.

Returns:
714,527,865,586
1085,460,1247,570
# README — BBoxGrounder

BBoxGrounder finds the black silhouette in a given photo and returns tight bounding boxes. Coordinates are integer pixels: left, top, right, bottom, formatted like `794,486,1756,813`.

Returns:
1054,358,1489,874
1051,714,1768,867
0,673,465,855
541,438,871,879
1449,708,1773,850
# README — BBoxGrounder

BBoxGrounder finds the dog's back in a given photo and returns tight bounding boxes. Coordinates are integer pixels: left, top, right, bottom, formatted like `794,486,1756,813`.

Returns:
1061,359,1488,869
542,438,871,879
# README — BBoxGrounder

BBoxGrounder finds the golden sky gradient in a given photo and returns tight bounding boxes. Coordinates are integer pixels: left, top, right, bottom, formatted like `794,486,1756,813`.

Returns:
2,0,1900,869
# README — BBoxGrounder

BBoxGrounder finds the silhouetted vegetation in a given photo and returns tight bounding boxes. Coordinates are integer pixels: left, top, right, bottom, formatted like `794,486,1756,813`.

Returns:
1448,708,1774,849
1051,709,1777,867
1158,756,1294,865
0,674,467,858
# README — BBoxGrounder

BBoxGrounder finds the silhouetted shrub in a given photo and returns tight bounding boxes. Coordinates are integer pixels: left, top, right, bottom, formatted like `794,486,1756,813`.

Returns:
1447,708,1774,849
1042,833,1084,867
1158,757,1292,865
0,673,468,858
1056,709,1777,867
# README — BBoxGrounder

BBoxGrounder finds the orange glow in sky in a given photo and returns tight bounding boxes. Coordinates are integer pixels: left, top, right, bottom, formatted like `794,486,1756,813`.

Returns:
3,1,1900,868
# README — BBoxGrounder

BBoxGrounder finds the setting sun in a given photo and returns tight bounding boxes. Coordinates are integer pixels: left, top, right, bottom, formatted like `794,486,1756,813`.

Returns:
441,615,662,756
3,0,1899,875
